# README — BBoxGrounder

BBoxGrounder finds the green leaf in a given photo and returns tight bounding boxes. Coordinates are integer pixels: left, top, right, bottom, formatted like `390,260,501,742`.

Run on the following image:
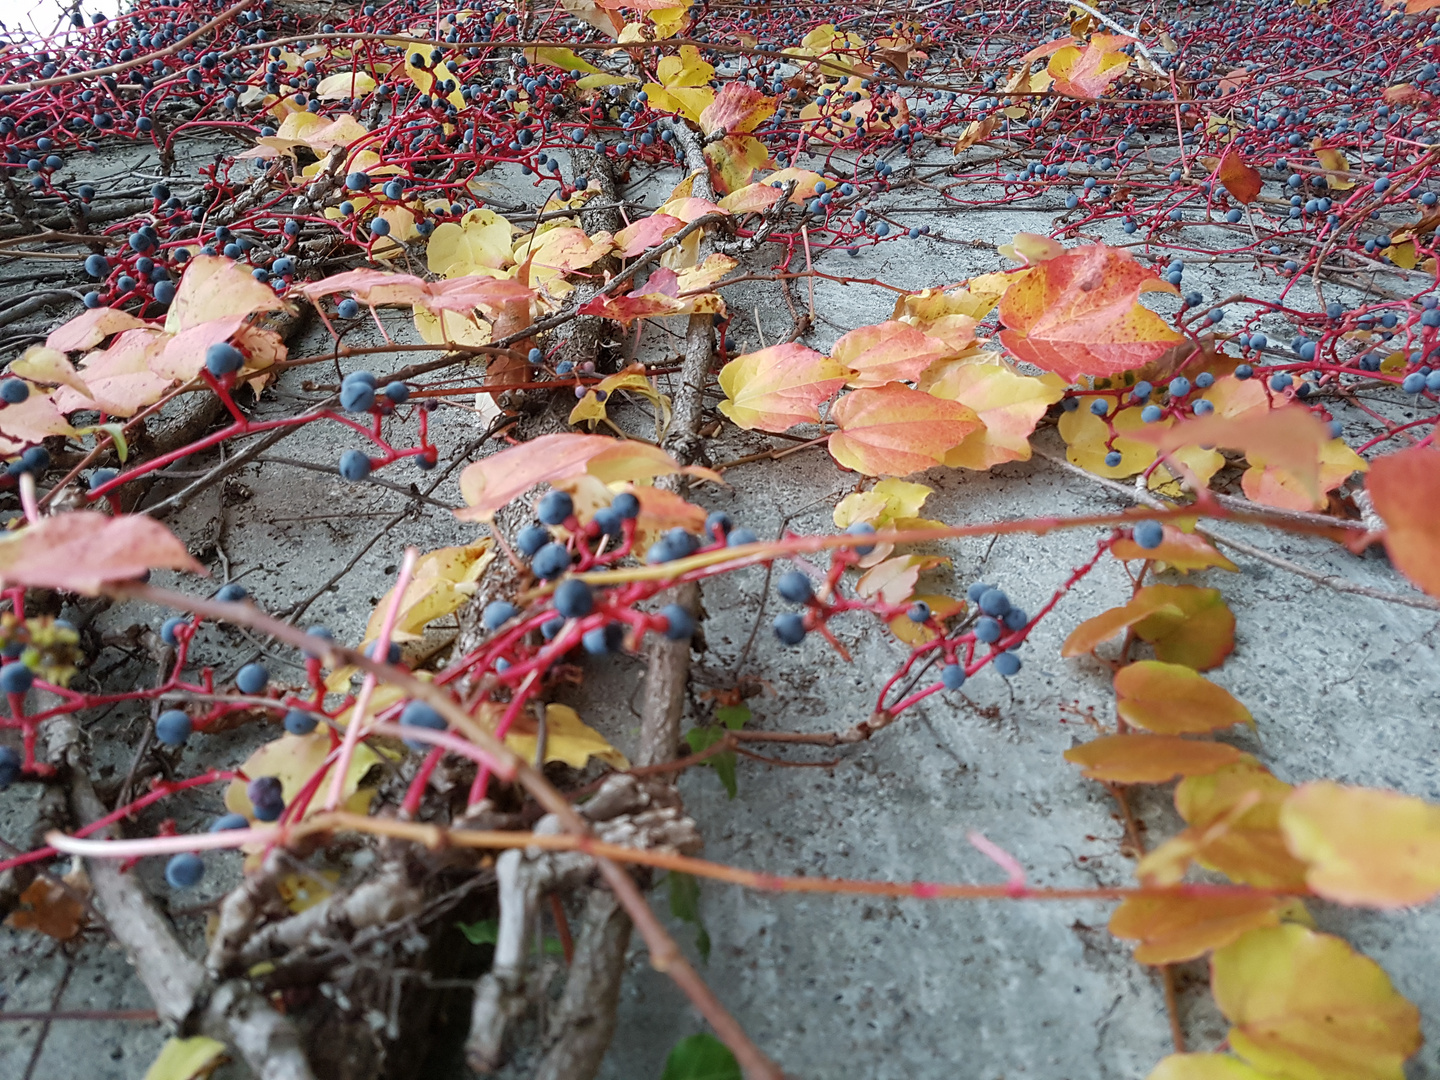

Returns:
716,703,751,730
661,1033,742,1080
82,422,129,463
668,871,712,962
685,726,739,799
457,918,498,946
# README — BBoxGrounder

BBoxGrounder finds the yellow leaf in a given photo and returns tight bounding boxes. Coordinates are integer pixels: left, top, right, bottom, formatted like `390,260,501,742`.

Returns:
1058,395,1161,478
314,71,377,100
1314,147,1356,190
828,383,982,477
927,358,1066,469
501,703,629,769
1114,660,1251,733
163,255,287,335
1212,925,1421,1080
1064,734,1242,784
833,479,935,528
717,343,848,432
1109,891,1285,964
225,732,383,822
144,1036,227,1080
412,305,492,347
426,209,515,276
363,541,494,645
522,45,601,73
888,593,965,645
1280,782,1440,908
570,365,672,430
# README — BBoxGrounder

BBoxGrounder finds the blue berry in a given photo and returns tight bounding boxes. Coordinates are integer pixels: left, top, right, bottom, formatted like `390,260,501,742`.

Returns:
773,612,806,646
366,641,402,663
369,218,391,237
582,623,624,655
0,379,29,405
209,812,249,832
398,700,445,750
0,746,18,789
1090,398,1109,416
593,507,624,537
204,342,245,377
966,582,990,602
1195,372,1214,389
383,382,410,403
345,171,371,190
704,511,732,541
160,616,188,646
777,571,813,604
541,616,564,640
977,589,1010,617
216,583,247,602
247,776,284,820
974,616,1002,644
0,663,33,695
235,663,269,695
516,525,551,557
661,604,694,639
306,625,335,641
482,600,521,630
554,579,593,619
1104,450,1123,467
155,709,192,746
1133,520,1165,549
537,490,574,525
154,281,176,305
165,853,205,889
1168,377,1191,398
1403,372,1427,394
283,708,318,735
1002,607,1028,632
338,450,372,481
340,380,376,412
1141,404,1163,423
338,297,360,318
993,652,1022,677
940,664,966,690
345,370,377,388
84,253,109,278
845,521,877,555
1269,373,1293,392
611,493,641,519
907,601,930,623
1234,364,1253,380
532,542,572,579
527,347,543,363
727,527,759,546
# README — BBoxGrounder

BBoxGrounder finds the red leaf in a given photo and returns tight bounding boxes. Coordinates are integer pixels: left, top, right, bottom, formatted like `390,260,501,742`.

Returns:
1366,445,1440,598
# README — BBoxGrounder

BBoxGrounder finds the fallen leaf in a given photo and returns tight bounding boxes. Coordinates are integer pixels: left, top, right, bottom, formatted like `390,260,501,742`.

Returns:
697,81,776,136
1146,1055,1285,1080
5,877,85,940
1114,660,1251,734
0,513,204,594
0,392,79,454
927,357,1067,469
1064,734,1243,783
1212,925,1421,1080
717,343,849,432
1045,34,1134,98
362,541,493,645
1314,147,1356,191
998,243,1183,381
143,1035,227,1080
499,703,629,769
314,71,377,100
163,255,287,334
1063,583,1235,669
1365,445,1440,598
855,553,949,605
832,479,936,529
1109,891,1284,964
225,731,382,821
1280,781,1440,908
1214,150,1262,203
571,366,672,430
827,383,981,477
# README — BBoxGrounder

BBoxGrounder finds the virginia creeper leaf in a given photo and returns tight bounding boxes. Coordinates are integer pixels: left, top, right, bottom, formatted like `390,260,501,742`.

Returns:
1114,660,1251,734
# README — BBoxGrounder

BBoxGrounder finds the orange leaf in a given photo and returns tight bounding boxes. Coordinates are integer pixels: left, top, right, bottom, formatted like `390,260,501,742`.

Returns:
0,512,205,595
717,343,849,432
1111,525,1238,572
1064,734,1242,783
697,82,776,136
1113,660,1251,734
1280,781,1440,908
1212,925,1422,1080
1131,405,1332,503
997,244,1182,381
1365,445,1440,598
456,434,691,520
1216,151,1262,204
1062,589,1186,657
827,384,981,477
5,877,85,941
1109,891,1283,964
831,321,952,388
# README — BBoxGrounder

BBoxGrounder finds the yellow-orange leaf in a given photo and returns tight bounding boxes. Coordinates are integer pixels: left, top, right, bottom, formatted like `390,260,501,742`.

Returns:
997,243,1182,381
697,81,775,136
1365,445,1440,598
717,343,849,432
832,321,952,388
1114,660,1251,734
1280,781,1440,908
827,384,981,477
927,358,1066,469
1212,925,1422,1080
1109,891,1284,964
1046,34,1134,98
703,134,772,194
1064,734,1242,784
1314,147,1356,190
1064,584,1234,669
1111,525,1238,572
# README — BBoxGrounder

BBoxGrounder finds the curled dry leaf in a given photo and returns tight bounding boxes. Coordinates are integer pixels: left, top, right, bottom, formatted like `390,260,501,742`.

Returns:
0,513,204,595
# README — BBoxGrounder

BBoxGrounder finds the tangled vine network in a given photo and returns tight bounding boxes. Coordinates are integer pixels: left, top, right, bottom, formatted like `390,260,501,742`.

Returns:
1,0,1439,1075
